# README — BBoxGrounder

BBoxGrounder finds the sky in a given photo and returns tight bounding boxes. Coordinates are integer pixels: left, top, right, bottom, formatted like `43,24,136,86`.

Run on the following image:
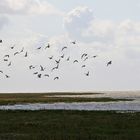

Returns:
0,0,140,92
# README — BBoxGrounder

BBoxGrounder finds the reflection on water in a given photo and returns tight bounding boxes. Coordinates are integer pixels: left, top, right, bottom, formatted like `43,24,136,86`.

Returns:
0,101,140,111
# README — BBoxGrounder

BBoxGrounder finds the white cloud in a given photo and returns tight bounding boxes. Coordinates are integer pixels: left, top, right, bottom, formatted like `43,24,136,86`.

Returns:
0,0,62,15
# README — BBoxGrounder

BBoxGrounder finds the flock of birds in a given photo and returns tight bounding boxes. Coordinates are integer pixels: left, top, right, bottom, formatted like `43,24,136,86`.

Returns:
0,39,112,80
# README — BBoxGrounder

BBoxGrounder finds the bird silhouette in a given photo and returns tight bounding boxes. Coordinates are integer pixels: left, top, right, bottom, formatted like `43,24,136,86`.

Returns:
81,53,87,59
54,77,59,80
0,70,3,73
4,59,8,61
107,61,112,66
71,41,76,44
66,57,70,61
44,74,49,77
14,52,19,56
61,54,64,58
61,46,67,51
20,47,24,53
92,55,98,58
33,72,38,75
81,65,86,68
40,65,45,71
51,64,59,72
4,55,10,58
85,71,89,76
55,59,60,64
37,74,41,78
10,45,15,49
48,56,53,60
5,75,10,78
83,57,88,61
0,40,2,43
8,62,11,66
45,43,50,49
37,47,41,50
73,60,78,63
24,52,28,57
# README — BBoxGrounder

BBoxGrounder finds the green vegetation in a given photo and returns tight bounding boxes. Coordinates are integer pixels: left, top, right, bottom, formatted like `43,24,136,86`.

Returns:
0,110,139,140
0,93,133,105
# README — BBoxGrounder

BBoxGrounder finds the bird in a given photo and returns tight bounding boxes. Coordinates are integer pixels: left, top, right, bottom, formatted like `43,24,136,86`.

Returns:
8,62,11,66
37,74,42,78
51,64,59,72
37,47,41,50
55,59,60,64
45,43,50,49
81,65,86,68
20,47,24,53
40,65,45,71
54,77,59,80
66,57,70,61
71,41,76,44
81,53,87,59
61,54,64,58
33,72,38,75
92,55,98,58
44,74,49,77
4,55,10,58
61,46,67,51
83,57,88,61
48,56,53,60
4,59,8,61
10,45,15,49
24,52,28,57
14,52,19,56
0,40,2,43
5,75,10,78
73,60,78,63
0,70,3,73
85,71,89,76
29,65,35,70
107,61,112,66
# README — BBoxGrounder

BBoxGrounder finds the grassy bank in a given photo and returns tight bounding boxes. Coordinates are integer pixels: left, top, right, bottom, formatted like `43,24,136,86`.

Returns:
0,110,139,140
0,93,133,105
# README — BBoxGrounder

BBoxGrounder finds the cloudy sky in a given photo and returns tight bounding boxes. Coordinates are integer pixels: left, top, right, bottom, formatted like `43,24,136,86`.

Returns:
0,0,140,92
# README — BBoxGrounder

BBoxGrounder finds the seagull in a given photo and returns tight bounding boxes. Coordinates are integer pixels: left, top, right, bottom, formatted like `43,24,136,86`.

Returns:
85,71,89,76
66,57,70,61
37,47,41,50
73,60,78,63
14,52,19,56
10,45,15,49
92,55,98,58
0,70,3,73
33,72,38,75
5,75,10,78
40,65,45,71
55,59,60,64
45,43,50,49
54,77,59,80
4,55,10,58
37,74,42,78
51,64,59,72
4,59,8,61
48,56,53,60
83,57,88,61
29,65,35,70
24,52,28,57
107,61,112,66
81,65,86,68
61,46,67,51
20,47,24,53
8,62,11,66
61,54,64,58
81,53,87,59
0,40,2,43
71,41,76,44
44,74,49,77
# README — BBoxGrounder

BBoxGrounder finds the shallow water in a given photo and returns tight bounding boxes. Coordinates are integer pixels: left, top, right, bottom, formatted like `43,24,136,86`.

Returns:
0,101,140,111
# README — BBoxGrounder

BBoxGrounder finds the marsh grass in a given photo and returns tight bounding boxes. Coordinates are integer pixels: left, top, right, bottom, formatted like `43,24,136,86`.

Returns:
0,110,139,140
0,93,133,105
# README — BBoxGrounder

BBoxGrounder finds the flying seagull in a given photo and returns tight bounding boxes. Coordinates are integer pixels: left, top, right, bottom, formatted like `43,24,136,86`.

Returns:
85,71,89,76
8,62,12,67
37,74,42,78
45,43,50,49
24,52,28,57
61,46,67,51
40,65,45,71
73,60,78,63
71,41,76,44
54,77,59,80
107,61,112,66
0,40,2,43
